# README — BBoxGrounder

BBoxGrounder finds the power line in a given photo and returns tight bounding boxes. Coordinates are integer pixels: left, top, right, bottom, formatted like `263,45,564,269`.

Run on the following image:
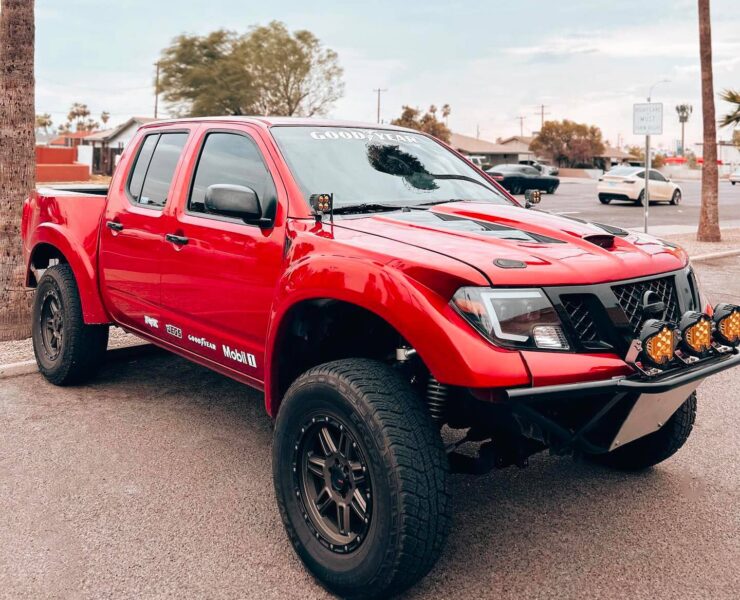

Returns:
515,116,526,137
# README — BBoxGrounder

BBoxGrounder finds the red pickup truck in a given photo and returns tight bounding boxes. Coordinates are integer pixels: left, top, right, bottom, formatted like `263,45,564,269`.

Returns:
21,117,740,599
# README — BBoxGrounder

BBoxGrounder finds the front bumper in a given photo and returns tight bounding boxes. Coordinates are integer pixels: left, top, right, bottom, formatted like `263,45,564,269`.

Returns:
503,351,740,453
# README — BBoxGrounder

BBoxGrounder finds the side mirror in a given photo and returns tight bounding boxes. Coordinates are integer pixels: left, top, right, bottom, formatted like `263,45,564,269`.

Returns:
524,189,541,208
205,184,270,226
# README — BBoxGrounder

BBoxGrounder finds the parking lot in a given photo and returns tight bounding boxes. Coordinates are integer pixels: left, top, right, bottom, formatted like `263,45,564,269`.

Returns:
530,178,740,233
1,256,739,599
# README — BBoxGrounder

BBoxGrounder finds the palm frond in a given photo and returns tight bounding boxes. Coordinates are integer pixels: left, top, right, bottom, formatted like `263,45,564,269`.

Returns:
719,89,740,127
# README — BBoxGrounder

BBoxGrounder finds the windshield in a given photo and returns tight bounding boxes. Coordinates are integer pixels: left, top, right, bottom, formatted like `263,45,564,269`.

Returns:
270,126,511,209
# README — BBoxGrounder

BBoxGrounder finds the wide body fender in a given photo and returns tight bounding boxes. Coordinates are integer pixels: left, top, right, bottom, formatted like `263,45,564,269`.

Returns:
26,223,109,324
263,253,530,415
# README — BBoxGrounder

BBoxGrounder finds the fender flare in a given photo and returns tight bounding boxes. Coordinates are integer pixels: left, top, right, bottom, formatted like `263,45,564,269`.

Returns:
263,254,529,415
26,224,110,323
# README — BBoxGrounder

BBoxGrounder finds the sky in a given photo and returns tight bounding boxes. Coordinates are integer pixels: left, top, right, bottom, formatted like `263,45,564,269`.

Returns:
35,0,740,152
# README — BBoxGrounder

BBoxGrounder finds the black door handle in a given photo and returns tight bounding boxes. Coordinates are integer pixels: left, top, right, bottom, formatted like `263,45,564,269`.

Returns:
106,221,124,232
165,233,189,246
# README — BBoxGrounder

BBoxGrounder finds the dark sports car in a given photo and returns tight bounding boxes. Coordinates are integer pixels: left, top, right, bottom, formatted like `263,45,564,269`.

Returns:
486,164,560,195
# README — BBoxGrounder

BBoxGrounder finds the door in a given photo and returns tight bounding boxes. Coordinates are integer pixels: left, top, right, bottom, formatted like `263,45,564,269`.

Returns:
648,169,670,200
99,129,191,331
159,127,286,384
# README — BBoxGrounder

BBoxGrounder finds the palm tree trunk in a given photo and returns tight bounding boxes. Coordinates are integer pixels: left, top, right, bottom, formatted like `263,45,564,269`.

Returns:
697,0,721,242
0,0,36,341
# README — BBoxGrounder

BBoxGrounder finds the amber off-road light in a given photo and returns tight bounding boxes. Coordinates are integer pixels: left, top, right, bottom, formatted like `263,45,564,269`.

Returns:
639,319,678,368
712,303,740,346
679,312,713,356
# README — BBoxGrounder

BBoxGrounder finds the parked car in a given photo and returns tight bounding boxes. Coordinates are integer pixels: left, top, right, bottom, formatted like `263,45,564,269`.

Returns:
487,163,560,194
22,117,740,599
519,159,559,176
729,168,740,185
597,166,681,205
467,154,490,170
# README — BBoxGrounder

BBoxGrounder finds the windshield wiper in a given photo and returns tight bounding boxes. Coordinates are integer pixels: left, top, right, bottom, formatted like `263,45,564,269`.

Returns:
430,173,499,193
416,199,471,206
331,203,404,215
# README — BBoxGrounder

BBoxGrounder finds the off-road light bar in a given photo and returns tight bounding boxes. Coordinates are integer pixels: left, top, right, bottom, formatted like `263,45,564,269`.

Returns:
639,319,678,368
679,311,713,356
713,303,740,346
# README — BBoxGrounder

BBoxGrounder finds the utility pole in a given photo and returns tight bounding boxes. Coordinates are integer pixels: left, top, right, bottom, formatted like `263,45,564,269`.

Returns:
516,116,526,137
154,61,160,119
373,88,388,124
533,104,550,130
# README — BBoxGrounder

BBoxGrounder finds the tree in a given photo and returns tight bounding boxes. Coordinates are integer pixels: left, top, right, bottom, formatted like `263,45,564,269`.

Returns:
101,111,110,125
0,0,35,341
35,112,53,134
697,0,720,242
530,120,605,167
245,21,344,117
719,89,740,128
390,105,452,143
675,104,692,155
158,22,343,117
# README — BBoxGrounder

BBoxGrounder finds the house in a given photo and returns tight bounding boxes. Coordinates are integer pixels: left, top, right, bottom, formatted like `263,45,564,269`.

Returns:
49,130,95,148
595,145,634,170
82,116,155,175
449,132,534,168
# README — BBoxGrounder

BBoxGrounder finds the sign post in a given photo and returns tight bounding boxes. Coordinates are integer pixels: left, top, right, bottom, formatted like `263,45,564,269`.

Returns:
633,102,663,233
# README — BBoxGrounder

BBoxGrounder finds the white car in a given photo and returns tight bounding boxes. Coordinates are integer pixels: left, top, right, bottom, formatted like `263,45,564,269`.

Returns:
730,168,740,185
597,166,682,205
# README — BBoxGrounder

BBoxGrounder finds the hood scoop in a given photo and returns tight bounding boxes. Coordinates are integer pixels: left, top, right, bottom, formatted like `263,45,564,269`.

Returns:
583,233,616,249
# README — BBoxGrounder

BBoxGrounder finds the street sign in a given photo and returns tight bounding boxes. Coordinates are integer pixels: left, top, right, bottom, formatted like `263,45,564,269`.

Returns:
633,102,663,135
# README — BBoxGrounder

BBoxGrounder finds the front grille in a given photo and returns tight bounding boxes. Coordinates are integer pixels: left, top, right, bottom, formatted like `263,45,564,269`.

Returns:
561,295,598,342
612,275,680,335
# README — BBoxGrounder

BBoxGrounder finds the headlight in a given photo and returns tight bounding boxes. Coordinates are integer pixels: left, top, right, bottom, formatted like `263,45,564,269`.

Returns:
679,312,713,356
451,287,569,350
713,303,740,346
639,320,678,368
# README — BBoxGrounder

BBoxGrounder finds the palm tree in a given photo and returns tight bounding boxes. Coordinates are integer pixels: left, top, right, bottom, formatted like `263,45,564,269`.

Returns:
697,0,720,242
0,0,36,341
719,89,740,128
675,104,692,155
35,112,53,134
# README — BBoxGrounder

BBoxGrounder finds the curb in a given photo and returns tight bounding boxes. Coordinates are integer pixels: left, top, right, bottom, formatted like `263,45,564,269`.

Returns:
690,249,740,262
0,343,161,380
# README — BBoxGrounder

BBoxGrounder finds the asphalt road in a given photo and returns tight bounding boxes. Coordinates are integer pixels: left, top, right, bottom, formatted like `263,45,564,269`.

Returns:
527,178,740,233
1,260,739,599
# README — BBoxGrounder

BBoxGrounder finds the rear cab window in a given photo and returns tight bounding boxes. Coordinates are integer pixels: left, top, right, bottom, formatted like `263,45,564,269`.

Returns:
127,132,189,209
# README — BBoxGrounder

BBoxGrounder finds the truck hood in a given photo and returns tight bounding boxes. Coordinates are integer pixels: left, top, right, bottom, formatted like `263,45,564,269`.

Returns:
334,202,688,286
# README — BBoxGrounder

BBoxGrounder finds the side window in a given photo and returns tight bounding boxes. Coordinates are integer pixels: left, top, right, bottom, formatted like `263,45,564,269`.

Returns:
138,133,189,208
636,171,646,179
649,170,666,182
188,132,276,214
127,134,158,201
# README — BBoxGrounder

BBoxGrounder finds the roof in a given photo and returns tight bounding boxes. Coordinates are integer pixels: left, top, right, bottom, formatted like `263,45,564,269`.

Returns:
597,145,633,160
49,130,96,145
448,132,515,155
85,116,156,143
139,116,419,133
498,135,534,146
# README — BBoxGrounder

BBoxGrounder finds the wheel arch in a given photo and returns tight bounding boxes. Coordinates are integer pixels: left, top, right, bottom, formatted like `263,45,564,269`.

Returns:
27,225,110,324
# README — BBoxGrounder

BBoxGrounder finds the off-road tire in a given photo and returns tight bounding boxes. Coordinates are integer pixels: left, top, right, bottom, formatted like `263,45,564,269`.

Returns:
591,392,696,471
272,359,451,599
32,264,109,385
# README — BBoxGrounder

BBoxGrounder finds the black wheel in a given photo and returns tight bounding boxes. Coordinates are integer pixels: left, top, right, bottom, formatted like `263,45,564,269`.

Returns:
32,264,109,385
590,393,696,471
273,359,451,599
670,189,681,205
635,190,645,206
509,184,519,195
599,195,611,205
